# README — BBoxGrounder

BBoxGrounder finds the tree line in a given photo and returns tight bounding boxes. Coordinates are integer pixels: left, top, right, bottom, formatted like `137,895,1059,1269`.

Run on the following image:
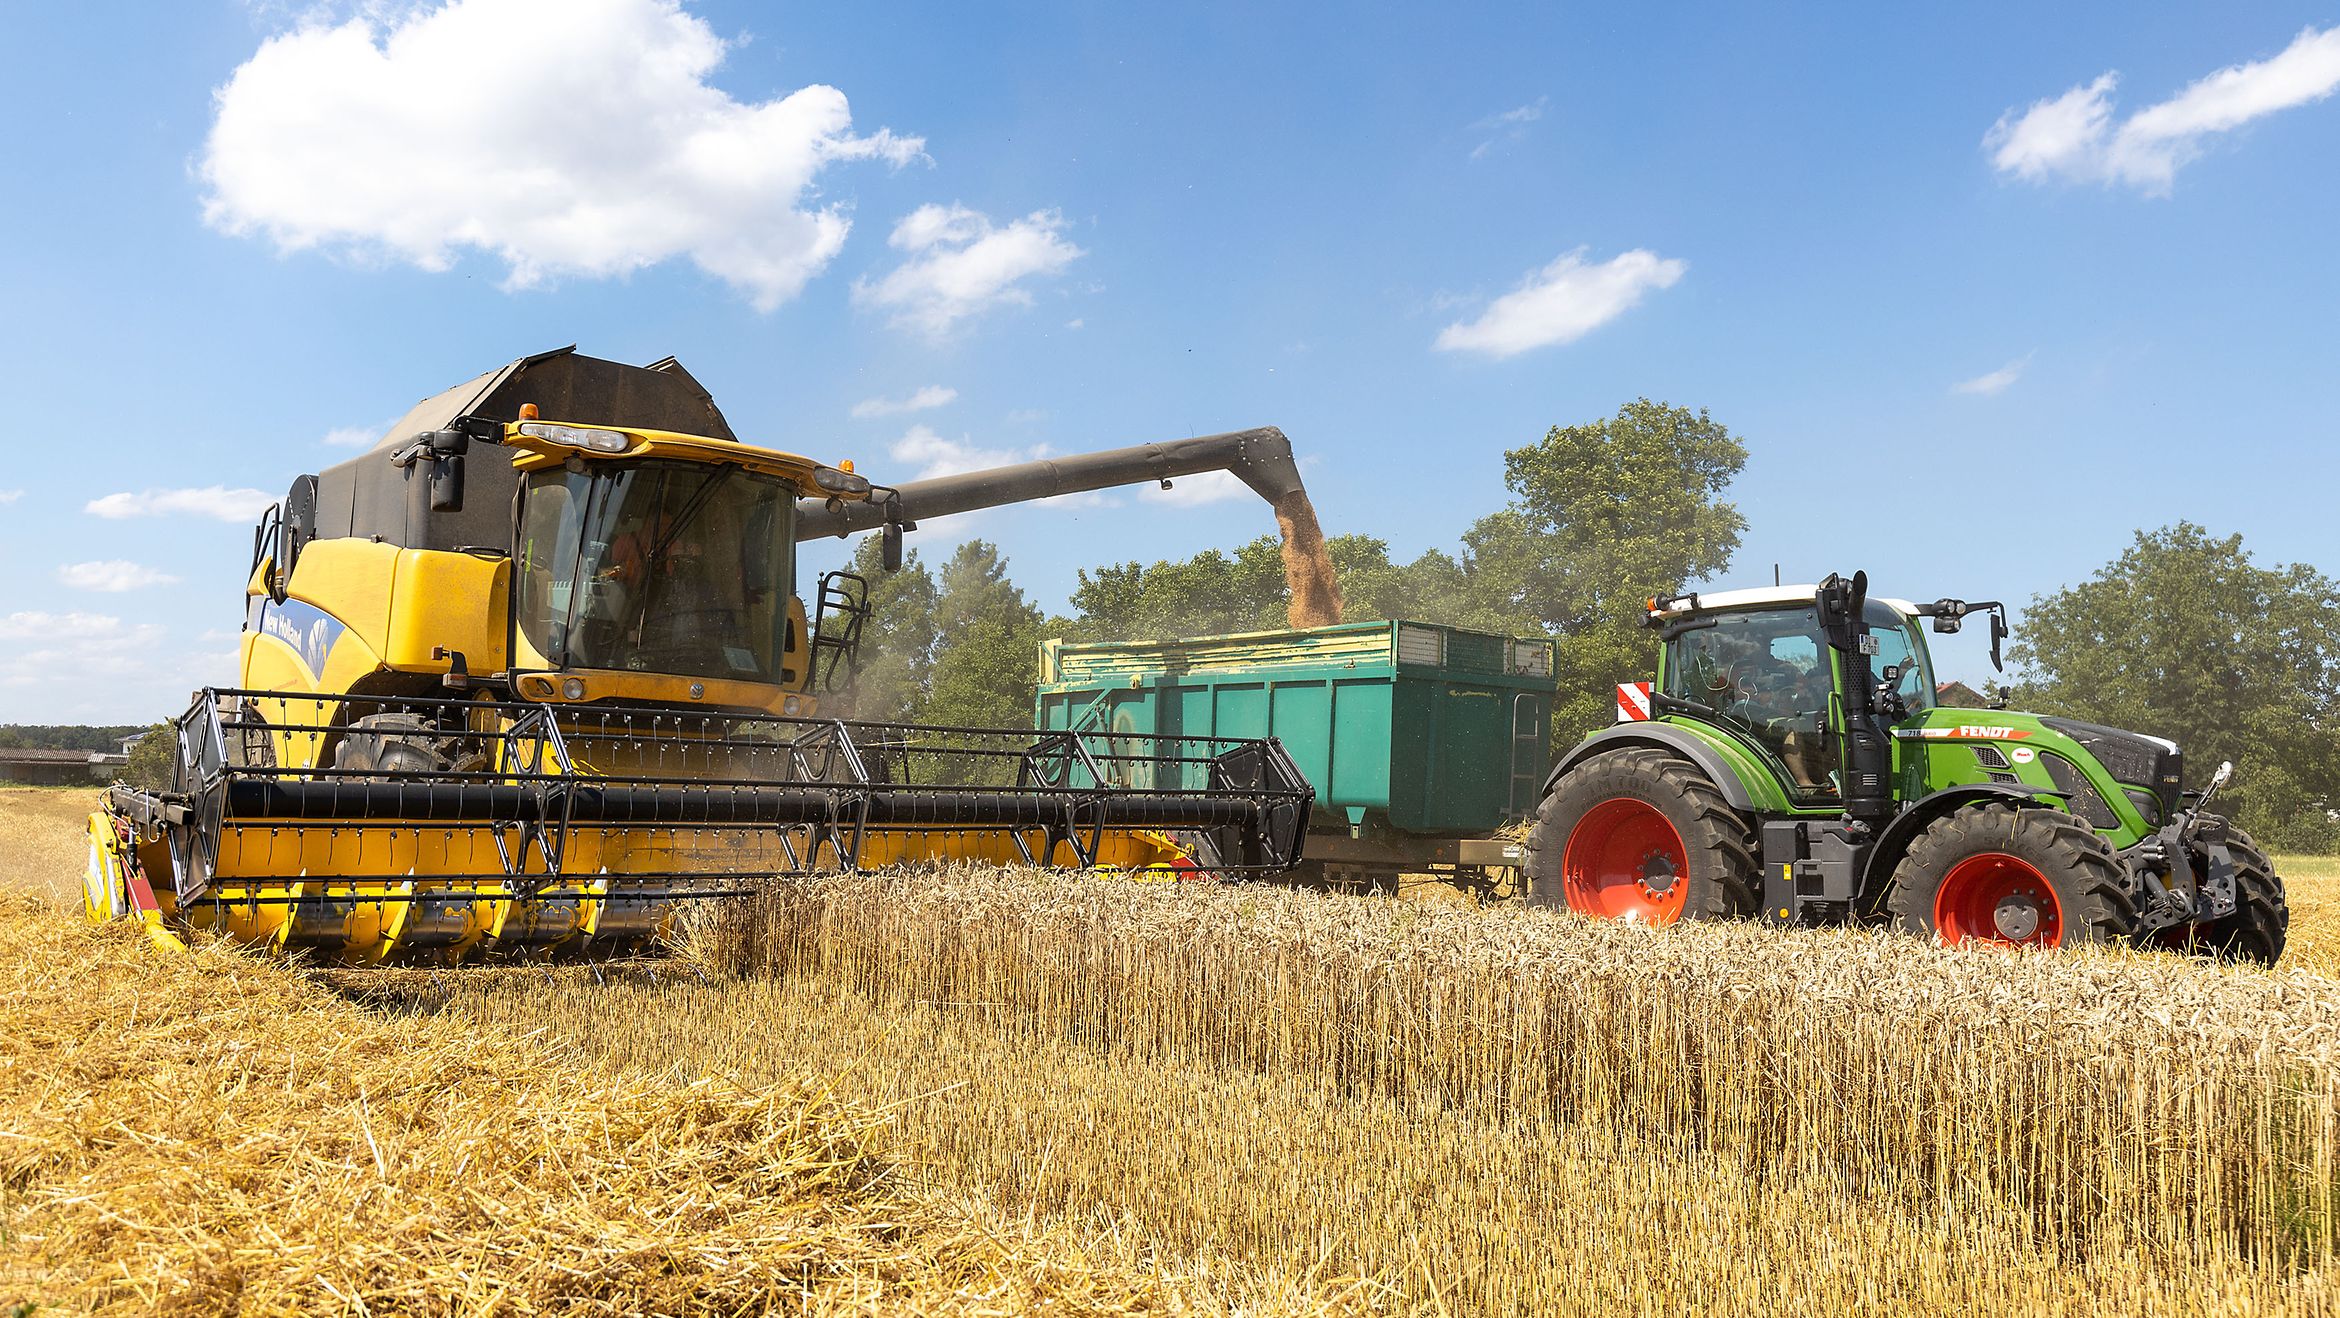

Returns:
841,399,2339,852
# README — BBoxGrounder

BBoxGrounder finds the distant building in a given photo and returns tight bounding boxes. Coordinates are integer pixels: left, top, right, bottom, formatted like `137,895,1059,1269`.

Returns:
1935,680,1993,709
0,747,120,787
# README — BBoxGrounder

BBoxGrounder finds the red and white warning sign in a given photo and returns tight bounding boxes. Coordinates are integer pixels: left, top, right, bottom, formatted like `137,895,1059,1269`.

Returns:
1616,681,1654,722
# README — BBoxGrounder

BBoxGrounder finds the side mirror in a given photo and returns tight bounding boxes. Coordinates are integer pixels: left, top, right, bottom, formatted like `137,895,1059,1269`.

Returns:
430,454,466,512
1989,611,2008,672
881,520,904,573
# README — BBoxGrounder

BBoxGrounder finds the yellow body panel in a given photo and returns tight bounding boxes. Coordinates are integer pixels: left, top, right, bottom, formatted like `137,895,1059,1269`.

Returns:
385,549,510,673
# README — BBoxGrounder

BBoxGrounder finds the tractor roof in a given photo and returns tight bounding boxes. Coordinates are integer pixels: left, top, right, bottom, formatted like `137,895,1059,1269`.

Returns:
1652,585,1921,619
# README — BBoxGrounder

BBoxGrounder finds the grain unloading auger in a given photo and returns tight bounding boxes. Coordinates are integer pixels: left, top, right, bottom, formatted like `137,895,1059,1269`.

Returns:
88,348,1314,964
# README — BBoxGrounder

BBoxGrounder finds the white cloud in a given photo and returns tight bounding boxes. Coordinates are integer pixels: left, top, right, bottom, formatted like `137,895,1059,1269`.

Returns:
1433,248,1686,359
0,489,21,504
0,612,218,720
323,423,383,448
200,0,925,310
851,385,957,419
1951,356,2030,397
888,423,1035,481
1469,96,1548,159
1986,25,2340,192
883,424,1108,531
854,204,1084,335
86,486,275,522
0,611,143,641
59,561,184,592
1139,469,1250,507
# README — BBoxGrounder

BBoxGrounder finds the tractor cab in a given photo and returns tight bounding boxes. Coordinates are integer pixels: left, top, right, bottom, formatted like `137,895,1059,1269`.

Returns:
1653,588,1940,803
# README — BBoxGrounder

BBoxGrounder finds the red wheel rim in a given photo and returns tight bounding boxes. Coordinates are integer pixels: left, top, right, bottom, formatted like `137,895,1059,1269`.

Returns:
1562,798,1691,924
1933,852,2063,947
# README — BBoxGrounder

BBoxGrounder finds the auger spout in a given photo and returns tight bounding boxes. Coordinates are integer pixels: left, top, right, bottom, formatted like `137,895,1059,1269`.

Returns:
796,426,1343,626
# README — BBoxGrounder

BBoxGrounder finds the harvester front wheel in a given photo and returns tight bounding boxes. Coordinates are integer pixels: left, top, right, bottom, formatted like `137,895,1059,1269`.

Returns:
1525,749,1758,925
331,714,454,776
1886,803,2133,950
2188,824,2288,964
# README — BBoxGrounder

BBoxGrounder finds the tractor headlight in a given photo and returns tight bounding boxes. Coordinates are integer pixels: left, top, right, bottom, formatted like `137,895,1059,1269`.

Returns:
811,465,871,496
518,422,630,453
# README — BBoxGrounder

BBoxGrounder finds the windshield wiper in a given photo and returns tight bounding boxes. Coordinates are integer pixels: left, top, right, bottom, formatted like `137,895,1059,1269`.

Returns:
644,466,734,571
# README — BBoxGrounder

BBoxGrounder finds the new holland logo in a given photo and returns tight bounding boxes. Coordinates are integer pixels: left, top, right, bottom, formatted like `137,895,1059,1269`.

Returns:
258,598,348,682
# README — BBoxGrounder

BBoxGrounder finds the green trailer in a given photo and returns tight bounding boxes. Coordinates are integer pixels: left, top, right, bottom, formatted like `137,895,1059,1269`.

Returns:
1036,621,1557,893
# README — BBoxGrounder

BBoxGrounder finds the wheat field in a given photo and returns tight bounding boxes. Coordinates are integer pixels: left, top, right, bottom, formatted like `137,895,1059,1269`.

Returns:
8,785,2340,1314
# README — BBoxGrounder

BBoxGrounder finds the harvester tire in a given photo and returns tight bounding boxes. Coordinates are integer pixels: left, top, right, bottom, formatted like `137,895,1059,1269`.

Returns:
1885,803,2134,950
1524,748,1758,925
2191,824,2288,964
330,714,453,777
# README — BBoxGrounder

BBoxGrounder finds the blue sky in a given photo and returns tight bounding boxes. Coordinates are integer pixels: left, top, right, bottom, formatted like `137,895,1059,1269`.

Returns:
1,1,2335,722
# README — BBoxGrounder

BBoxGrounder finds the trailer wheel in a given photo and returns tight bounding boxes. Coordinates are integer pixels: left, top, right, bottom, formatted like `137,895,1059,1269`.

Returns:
1885,803,2133,949
1525,749,1758,925
2188,825,2288,964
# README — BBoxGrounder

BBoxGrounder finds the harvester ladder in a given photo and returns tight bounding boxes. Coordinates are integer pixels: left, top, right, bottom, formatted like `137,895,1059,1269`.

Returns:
810,571,873,692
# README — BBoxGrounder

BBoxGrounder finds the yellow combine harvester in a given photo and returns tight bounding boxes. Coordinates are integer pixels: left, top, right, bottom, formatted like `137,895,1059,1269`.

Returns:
87,348,1312,963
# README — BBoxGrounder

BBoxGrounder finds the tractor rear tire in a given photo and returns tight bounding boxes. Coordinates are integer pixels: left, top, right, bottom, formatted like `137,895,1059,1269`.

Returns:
1885,803,2135,950
2191,824,2288,964
1524,748,1758,925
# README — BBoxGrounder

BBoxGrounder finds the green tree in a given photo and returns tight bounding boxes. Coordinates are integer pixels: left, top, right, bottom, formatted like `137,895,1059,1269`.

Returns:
926,540,1047,730
1067,532,1472,640
1459,399,1748,742
835,533,939,725
2011,523,2340,852
121,723,176,792
1068,537,1288,640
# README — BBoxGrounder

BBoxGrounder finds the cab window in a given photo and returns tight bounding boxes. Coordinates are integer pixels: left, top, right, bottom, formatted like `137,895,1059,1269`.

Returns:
1665,609,1836,794
1864,604,1935,713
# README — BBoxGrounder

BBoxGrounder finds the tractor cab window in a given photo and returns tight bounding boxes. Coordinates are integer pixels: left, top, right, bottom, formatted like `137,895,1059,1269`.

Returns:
1866,605,1935,714
1666,609,1836,794
514,461,796,686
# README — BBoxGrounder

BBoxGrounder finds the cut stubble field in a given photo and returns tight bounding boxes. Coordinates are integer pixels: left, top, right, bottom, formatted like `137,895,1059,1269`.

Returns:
6,784,2340,1314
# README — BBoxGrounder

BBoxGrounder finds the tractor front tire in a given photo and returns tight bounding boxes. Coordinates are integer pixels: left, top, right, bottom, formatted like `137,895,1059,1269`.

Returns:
1524,748,1758,925
1885,803,2134,950
2191,824,2288,964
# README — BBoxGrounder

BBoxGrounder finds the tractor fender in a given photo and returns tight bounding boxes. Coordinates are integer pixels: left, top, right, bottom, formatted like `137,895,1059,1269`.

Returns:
1859,783,2066,894
1545,725,1758,813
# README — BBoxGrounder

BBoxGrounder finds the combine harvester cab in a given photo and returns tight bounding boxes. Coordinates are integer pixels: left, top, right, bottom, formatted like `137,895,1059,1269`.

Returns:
1524,571,2289,961
1038,620,1557,895
91,348,1314,964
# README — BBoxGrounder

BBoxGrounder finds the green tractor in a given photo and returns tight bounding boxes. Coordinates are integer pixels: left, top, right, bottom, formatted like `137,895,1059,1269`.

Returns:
1524,572,2288,961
